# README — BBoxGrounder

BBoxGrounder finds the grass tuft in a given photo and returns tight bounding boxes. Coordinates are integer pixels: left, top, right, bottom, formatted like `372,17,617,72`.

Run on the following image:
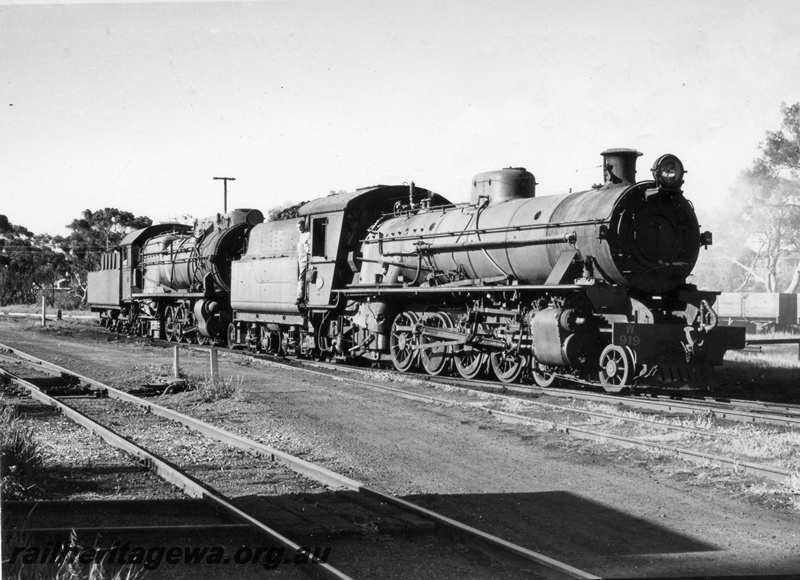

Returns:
784,471,800,496
3,528,144,580
0,401,43,500
188,375,244,402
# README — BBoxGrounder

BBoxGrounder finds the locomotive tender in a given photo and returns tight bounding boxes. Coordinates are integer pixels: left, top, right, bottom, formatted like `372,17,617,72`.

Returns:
88,149,745,392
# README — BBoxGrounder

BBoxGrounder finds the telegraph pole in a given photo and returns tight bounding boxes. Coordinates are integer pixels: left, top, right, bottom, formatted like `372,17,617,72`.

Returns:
213,176,236,213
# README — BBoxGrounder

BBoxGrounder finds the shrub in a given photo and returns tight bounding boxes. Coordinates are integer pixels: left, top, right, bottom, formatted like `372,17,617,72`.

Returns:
53,292,85,311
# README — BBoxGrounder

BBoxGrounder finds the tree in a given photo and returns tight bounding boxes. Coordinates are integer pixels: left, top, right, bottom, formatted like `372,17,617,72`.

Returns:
738,173,800,292
732,102,800,293
31,233,70,307
55,208,152,305
266,191,346,222
0,216,68,306
267,200,308,222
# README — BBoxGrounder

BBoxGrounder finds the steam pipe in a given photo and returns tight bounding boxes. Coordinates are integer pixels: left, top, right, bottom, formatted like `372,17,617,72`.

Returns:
361,219,604,246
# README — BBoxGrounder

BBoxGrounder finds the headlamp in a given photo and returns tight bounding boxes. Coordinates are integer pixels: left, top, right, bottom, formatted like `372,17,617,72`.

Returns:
651,154,685,189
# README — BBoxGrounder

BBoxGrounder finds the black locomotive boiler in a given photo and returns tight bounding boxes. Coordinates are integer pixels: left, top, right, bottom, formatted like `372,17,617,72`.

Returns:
88,149,745,392
87,209,264,343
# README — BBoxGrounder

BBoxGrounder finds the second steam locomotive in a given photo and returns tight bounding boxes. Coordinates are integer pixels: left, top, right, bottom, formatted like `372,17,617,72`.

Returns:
87,149,745,392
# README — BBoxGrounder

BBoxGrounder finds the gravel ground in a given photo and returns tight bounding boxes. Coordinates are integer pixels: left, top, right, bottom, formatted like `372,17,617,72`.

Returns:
64,396,329,499
1,317,799,578
2,396,182,501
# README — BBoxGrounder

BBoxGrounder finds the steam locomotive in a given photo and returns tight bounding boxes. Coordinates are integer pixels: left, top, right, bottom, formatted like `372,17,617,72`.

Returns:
87,149,745,392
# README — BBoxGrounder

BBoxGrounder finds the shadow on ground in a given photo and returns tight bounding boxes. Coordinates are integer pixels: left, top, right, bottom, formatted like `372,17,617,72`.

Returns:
404,490,717,558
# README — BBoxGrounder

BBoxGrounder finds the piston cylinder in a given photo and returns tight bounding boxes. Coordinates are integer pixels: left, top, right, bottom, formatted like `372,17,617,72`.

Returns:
530,307,598,367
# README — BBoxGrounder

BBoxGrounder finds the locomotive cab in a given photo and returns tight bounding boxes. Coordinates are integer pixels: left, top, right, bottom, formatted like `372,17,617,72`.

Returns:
300,184,451,298
227,184,451,354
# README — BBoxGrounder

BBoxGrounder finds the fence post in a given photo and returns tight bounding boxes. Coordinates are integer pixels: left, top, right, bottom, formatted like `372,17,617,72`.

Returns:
173,346,180,378
41,296,46,327
210,348,219,382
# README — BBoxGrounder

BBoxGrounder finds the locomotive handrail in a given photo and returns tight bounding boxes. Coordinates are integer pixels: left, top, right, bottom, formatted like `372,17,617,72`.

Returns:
377,231,578,258
384,201,467,218
410,231,578,255
361,217,607,245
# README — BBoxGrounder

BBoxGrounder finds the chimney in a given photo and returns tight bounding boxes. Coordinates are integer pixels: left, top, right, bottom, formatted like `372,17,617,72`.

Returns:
601,148,642,186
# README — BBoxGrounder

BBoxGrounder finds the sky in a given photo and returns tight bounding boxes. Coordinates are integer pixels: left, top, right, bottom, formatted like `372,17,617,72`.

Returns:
2,0,800,237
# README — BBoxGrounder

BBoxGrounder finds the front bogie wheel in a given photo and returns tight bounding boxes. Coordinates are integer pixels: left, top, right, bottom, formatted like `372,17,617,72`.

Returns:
598,344,635,393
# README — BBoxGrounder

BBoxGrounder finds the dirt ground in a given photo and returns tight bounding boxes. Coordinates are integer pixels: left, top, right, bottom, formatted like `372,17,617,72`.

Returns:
1,317,799,578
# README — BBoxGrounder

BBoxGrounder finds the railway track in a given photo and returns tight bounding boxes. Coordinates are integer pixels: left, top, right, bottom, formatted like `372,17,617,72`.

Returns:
302,362,797,484
66,329,800,484
38,321,800,480
89,310,800,413
419,373,800,429
68,328,791,489
3,498,252,538
102,320,800,426
0,343,597,580
171,345,798,486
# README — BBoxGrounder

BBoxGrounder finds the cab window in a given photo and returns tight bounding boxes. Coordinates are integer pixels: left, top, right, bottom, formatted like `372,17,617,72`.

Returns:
311,217,328,257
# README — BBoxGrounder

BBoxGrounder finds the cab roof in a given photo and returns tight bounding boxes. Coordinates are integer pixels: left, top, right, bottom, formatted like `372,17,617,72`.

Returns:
118,223,192,247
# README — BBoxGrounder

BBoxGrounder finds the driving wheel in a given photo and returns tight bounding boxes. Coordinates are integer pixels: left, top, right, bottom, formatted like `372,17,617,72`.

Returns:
390,311,419,372
419,312,453,376
490,350,528,383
